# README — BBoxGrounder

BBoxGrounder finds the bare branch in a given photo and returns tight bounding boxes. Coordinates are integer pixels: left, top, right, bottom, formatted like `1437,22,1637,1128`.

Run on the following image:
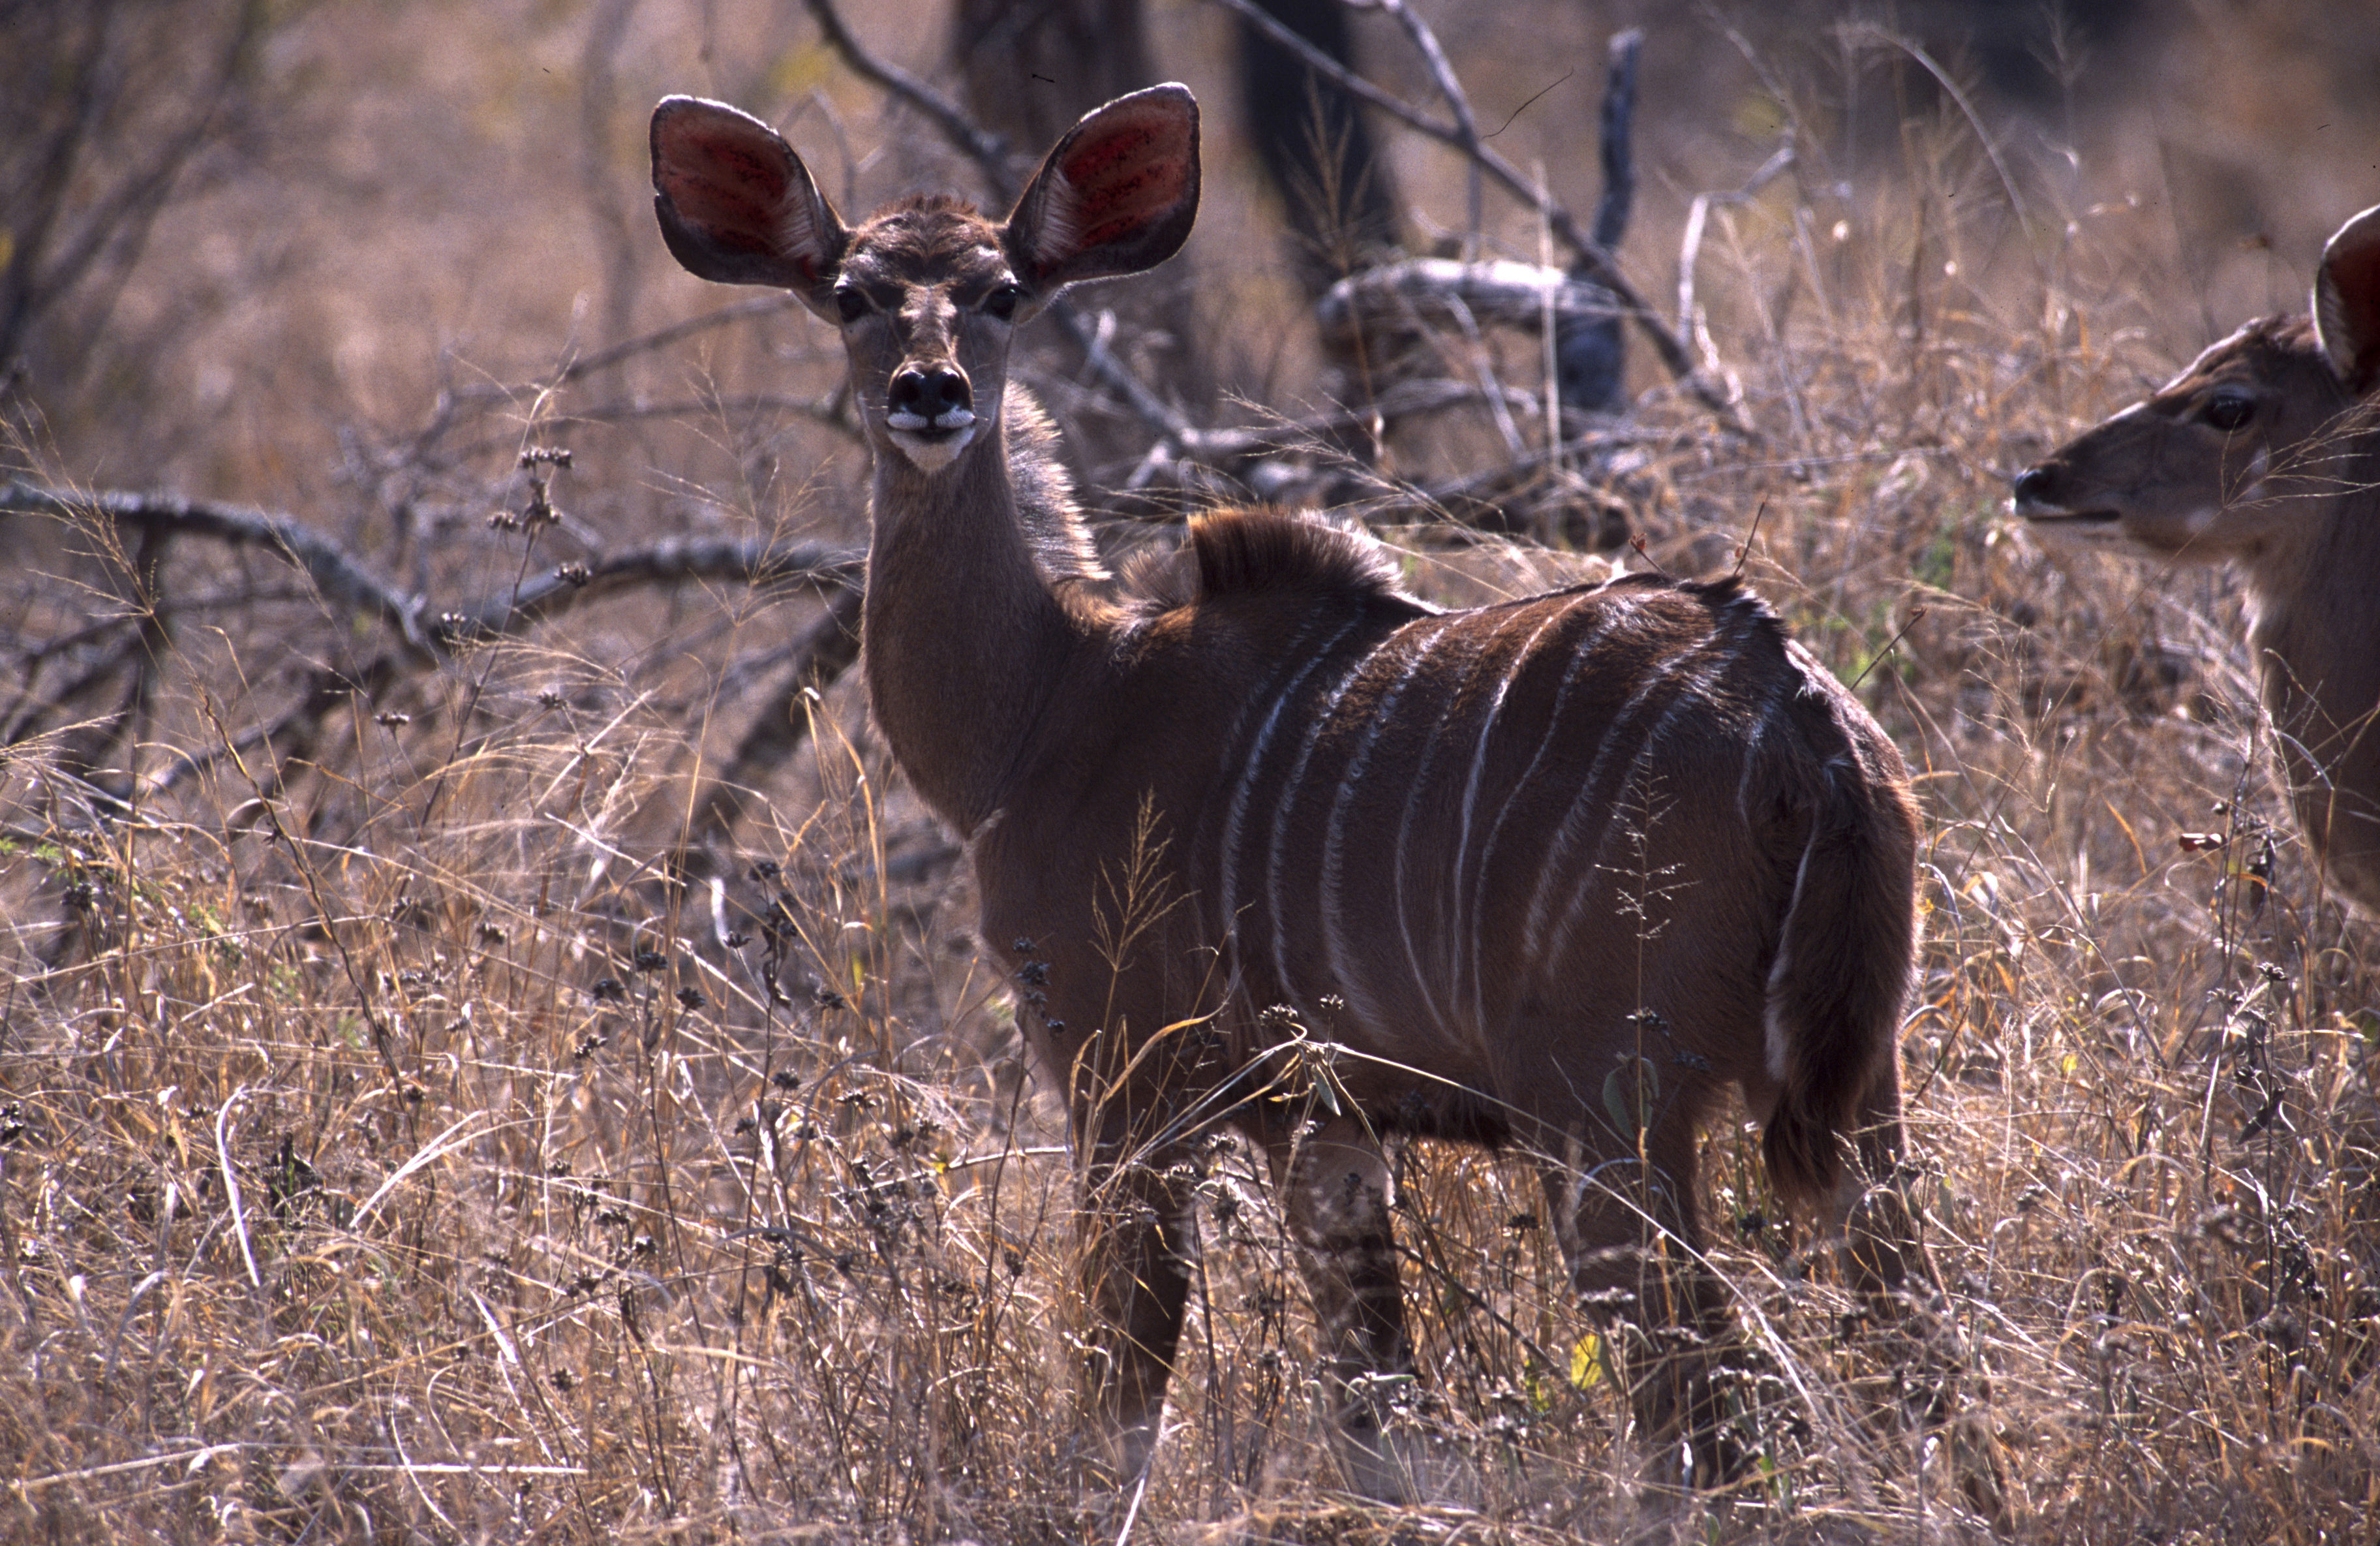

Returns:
799,0,1016,202
1319,258,1623,353
148,651,406,801
1677,144,1795,393
3,480,437,657
431,294,806,429
1044,303,1201,442
1375,0,1484,255
3,480,862,655
6,480,863,811
682,585,866,848
1119,377,1647,495
1201,0,1737,424
1840,23,2039,257
3,627,150,756
438,534,859,645
545,293,805,386
436,390,861,471
1,3,272,370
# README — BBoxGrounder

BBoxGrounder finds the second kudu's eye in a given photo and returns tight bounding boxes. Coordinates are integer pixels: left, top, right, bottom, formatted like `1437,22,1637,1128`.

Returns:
833,286,870,324
2203,392,2255,431
983,283,1022,321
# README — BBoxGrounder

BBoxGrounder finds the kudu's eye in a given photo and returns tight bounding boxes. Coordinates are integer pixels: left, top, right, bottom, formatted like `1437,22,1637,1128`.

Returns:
2203,393,2254,431
833,286,870,324
983,283,1022,321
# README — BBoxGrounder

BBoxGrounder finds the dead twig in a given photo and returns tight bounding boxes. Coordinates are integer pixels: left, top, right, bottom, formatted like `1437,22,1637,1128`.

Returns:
144,533,862,808
1676,143,1796,395
437,534,859,645
1120,378,1626,495
3,480,862,653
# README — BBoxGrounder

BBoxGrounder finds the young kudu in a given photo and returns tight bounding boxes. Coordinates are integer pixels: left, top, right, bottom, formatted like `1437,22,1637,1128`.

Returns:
2014,206,2380,915
651,84,1997,1512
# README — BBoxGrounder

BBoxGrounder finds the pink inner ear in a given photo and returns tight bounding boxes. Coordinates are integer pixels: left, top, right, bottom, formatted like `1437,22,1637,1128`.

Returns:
2334,245,2380,388
1056,111,1190,249
658,121,791,251
2320,210,2380,390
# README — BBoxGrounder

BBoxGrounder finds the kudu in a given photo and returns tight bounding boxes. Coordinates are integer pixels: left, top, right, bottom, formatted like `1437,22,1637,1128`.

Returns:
2014,206,2380,916
651,84,1996,1511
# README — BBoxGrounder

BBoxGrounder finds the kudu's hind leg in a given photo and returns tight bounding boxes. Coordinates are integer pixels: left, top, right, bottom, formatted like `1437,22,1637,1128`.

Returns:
1837,1096,2013,1529
1078,1142,1198,1487
1274,1115,1421,1499
1542,1141,1748,1497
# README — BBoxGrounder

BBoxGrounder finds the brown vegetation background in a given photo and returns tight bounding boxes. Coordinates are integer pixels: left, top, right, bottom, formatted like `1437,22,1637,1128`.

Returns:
3,1,2376,1541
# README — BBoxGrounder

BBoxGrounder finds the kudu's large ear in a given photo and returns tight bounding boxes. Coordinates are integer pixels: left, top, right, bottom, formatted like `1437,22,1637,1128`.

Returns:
2313,204,2380,395
650,96,848,316
1004,84,1200,296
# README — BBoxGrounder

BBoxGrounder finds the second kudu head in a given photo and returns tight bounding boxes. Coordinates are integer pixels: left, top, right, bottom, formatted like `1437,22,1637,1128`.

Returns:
2013,205,2380,912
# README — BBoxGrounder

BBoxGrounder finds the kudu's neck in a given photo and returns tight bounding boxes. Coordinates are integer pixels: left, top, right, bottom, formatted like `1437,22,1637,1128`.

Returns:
861,396,1107,837
2245,416,2380,790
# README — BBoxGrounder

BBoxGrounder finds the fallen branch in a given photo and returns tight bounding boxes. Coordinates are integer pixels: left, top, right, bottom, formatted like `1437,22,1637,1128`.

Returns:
3,480,862,656
3,479,438,657
1317,259,1623,356
1119,377,1633,495
5,480,864,831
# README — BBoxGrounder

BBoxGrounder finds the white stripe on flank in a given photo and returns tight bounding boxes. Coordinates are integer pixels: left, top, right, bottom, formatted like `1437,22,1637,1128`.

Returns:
1392,620,1516,1042
1216,615,1365,1004
1448,599,1575,1019
1207,611,1329,904
1544,600,1772,965
1764,823,1820,1083
1542,657,1723,965
1735,674,1795,827
1266,640,1391,1017
1215,614,1330,771
1463,595,1634,1036
1320,615,1463,1040
1520,633,1704,958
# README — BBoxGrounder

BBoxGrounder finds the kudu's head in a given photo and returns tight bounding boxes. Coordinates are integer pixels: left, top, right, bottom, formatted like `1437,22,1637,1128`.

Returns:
2012,204,2380,570
649,85,1200,476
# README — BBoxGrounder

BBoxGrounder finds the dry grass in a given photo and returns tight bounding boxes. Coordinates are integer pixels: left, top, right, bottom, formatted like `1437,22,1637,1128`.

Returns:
3,2,2377,1541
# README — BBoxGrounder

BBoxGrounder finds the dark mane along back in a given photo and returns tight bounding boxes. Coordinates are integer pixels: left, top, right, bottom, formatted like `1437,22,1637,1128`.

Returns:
1129,507,1426,612
1673,570,1784,629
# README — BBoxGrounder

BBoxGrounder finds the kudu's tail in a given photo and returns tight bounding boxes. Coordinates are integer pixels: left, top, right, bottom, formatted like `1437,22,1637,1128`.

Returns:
1758,759,1918,1209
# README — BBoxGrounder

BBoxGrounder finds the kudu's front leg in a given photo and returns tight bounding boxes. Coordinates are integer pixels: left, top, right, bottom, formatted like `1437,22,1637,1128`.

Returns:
1076,1136,1198,1487
1271,1114,1419,1500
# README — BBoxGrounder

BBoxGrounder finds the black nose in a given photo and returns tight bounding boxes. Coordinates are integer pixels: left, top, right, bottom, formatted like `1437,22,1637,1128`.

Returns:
889,365,971,422
2011,464,2056,506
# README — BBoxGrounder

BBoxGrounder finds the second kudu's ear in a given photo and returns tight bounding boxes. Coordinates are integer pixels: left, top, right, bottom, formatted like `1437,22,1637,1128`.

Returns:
2315,204,2380,396
650,95,849,316
1005,84,1200,296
